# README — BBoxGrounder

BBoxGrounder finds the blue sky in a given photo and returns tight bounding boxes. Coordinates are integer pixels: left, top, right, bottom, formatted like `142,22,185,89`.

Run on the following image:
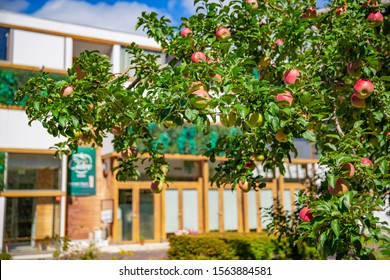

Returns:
0,0,330,34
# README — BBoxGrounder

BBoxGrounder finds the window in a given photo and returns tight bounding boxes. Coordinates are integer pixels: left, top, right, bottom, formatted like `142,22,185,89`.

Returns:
0,27,10,61
120,46,165,77
4,153,61,191
4,196,61,252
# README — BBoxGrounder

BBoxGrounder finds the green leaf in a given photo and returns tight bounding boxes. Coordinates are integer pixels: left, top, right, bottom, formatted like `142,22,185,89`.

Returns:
327,173,336,188
184,108,198,122
58,115,66,128
33,101,40,111
302,130,316,142
331,219,340,238
353,120,364,128
379,160,389,175
234,103,249,119
380,76,390,82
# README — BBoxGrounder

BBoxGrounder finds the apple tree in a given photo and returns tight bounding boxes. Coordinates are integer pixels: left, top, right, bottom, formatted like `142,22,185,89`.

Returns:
16,0,390,259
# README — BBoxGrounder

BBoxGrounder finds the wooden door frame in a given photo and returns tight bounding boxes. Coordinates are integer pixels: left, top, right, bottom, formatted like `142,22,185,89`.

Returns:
113,181,161,243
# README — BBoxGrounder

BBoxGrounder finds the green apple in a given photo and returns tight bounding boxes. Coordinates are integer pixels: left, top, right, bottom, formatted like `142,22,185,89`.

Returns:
274,129,288,142
246,112,263,128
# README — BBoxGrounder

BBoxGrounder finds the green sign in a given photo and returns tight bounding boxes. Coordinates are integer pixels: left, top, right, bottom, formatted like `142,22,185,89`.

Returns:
67,147,96,196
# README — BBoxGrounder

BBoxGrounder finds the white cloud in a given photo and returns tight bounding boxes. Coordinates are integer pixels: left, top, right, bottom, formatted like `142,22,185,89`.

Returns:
32,0,172,35
0,0,29,12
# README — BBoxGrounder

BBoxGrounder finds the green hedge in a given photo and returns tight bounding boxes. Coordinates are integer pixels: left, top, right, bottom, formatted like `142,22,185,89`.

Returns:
168,232,319,260
168,232,276,260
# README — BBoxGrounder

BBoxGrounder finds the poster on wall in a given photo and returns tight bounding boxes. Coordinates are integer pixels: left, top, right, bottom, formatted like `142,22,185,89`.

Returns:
67,147,96,196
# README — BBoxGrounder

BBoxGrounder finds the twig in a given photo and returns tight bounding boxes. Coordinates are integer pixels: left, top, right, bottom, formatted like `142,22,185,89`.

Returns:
268,3,284,13
333,107,345,137
109,65,133,82
126,77,141,90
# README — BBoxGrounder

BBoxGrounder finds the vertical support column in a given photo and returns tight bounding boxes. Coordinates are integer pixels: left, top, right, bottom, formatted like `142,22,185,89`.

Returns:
60,156,67,238
160,188,166,242
0,197,5,252
201,160,209,233
111,44,121,74
242,191,249,233
278,175,285,210
256,191,262,233
237,189,244,233
64,37,73,70
112,157,119,242
178,188,183,230
218,189,224,232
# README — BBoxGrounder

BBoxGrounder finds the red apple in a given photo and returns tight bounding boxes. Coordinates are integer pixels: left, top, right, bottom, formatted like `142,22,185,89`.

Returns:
111,126,122,136
244,160,256,171
275,129,288,143
361,157,374,168
347,61,361,78
353,79,374,99
62,85,74,97
180,27,193,37
188,81,206,93
120,147,137,159
276,38,284,46
245,0,258,9
328,178,349,195
299,206,313,222
367,12,383,27
276,91,293,108
342,163,355,178
283,69,300,84
216,27,231,42
191,52,207,63
238,177,251,193
150,180,164,194
190,89,209,109
214,74,223,83
351,93,366,108
302,6,316,18
336,6,346,16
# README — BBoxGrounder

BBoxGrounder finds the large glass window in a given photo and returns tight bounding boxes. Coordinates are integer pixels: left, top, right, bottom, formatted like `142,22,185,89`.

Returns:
118,189,133,241
5,153,61,190
0,152,5,191
120,47,165,76
4,196,60,252
0,27,10,61
139,189,154,240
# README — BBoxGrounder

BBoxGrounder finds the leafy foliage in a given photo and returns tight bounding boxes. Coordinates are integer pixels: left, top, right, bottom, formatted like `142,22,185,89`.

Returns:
168,232,317,260
15,0,390,259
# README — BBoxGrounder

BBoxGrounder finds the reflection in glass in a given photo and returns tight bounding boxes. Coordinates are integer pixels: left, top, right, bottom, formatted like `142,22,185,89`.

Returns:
183,189,198,231
223,190,238,231
5,197,60,252
6,153,60,190
118,190,132,241
139,189,154,240
165,190,178,233
208,190,219,231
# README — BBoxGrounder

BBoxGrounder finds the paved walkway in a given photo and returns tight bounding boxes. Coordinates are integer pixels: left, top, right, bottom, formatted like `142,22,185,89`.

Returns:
11,241,170,260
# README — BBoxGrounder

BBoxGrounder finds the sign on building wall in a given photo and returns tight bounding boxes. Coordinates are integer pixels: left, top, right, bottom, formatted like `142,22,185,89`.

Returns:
67,147,96,196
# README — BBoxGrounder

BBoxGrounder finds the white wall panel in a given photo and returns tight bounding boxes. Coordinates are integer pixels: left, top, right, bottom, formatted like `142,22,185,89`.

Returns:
12,29,65,70
0,109,64,149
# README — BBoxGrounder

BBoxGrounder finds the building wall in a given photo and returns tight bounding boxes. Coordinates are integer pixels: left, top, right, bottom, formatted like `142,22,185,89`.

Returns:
11,29,66,70
66,147,113,240
0,109,66,149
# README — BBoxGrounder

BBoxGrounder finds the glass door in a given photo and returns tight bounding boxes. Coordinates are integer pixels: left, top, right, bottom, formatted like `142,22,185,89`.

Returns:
117,187,156,242
118,190,133,241
139,189,154,240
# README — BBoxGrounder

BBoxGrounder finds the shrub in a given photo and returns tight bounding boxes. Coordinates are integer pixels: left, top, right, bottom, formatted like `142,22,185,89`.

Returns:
0,252,12,260
168,232,275,260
